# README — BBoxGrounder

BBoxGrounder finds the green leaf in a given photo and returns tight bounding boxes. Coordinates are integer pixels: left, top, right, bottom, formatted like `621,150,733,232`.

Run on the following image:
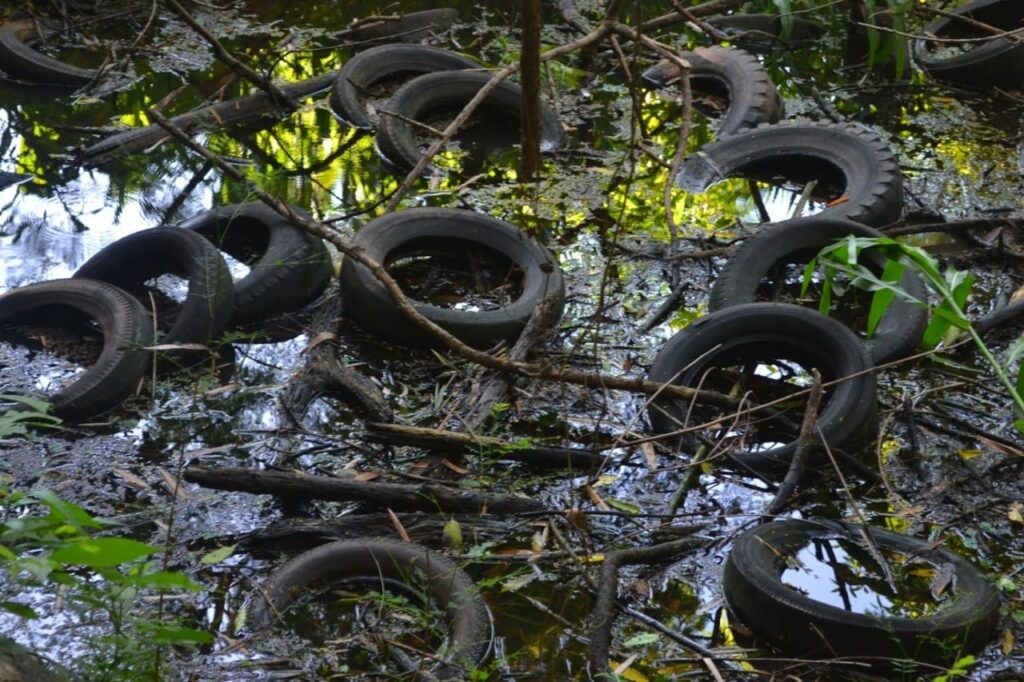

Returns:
623,633,660,647
233,603,248,633
200,544,237,565
132,571,202,591
33,490,103,529
1014,420,1024,436
51,538,159,568
866,259,905,337
606,498,641,514
0,601,38,619
152,626,213,645
772,0,793,41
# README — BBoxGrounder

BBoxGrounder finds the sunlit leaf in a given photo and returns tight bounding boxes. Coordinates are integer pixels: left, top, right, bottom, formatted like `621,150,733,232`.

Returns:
200,544,237,565
51,538,158,568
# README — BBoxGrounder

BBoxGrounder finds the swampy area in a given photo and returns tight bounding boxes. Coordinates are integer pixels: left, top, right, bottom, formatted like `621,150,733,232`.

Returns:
0,0,1023,680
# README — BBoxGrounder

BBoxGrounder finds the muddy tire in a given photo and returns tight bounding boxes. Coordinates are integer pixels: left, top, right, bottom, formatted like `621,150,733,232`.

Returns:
375,70,564,172
74,228,235,368
331,45,479,129
704,13,826,52
340,208,564,349
0,278,154,421
178,203,332,335
723,519,1000,664
709,217,928,363
913,0,1024,88
249,538,491,679
676,119,904,227
642,46,783,136
647,303,878,475
0,19,97,88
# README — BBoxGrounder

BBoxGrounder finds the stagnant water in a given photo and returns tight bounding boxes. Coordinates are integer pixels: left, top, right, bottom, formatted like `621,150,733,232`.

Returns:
1,1,1023,679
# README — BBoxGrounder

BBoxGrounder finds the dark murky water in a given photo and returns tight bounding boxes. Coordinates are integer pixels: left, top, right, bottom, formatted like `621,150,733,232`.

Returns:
1,0,1023,679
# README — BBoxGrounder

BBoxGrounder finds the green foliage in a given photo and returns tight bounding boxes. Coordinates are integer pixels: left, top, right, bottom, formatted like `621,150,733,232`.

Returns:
807,236,1024,434
0,487,210,679
0,394,61,438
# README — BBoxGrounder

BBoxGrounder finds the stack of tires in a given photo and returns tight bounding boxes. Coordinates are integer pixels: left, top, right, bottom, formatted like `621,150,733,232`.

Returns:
0,203,333,421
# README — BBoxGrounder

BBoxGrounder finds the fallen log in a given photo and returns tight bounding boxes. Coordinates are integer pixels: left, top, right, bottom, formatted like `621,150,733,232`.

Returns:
363,422,624,471
183,465,549,514
79,71,339,165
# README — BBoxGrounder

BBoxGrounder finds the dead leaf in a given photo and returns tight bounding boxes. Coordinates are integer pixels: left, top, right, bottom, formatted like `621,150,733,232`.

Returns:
584,484,610,511
441,459,469,475
386,508,410,542
565,508,589,533
641,443,658,471
633,578,650,597
156,467,187,500
978,435,1024,458
956,449,982,460
1003,628,1015,655
826,195,849,208
202,382,239,397
353,471,379,482
112,468,149,491
930,562,955,600
1011,284,1024,306
1009,503,1023,523
302,332,337,354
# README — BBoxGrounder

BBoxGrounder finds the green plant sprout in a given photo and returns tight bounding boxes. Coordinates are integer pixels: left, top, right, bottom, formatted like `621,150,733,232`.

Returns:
803,235,1024,434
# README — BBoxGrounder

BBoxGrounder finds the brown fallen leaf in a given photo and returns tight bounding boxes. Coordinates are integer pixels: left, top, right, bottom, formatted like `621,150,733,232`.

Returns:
441,459,469,475
826,195,849,208
584,484,610,511
930,562,955,600
353,471,379,482
302,331,337,354
641,442,658,471
112,467,149,491
386,508,410,542
157,467,188,501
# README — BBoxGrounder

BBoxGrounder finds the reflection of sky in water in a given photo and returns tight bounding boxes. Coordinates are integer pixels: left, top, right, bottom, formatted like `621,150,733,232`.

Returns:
781,539,943,618
0,109,216,292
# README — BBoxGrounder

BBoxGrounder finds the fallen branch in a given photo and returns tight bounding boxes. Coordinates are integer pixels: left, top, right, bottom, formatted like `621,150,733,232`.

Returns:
183,465,548,514
363,422,620,471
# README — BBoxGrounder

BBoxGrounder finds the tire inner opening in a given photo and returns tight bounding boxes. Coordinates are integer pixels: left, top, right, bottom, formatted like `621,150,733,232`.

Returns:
273,576,450,676
737,154,846,205
386,237,524,312
195,216,271,267
923,4,1024,59
0,305,103,395
666,342,837,456
781,536,951,618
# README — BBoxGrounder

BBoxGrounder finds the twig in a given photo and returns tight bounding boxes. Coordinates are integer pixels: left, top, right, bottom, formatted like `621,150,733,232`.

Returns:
765,369,823,515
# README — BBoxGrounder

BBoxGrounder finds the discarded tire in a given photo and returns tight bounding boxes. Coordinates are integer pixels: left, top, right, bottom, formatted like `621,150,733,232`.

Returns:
0,278,154,421
709,217,928,364
340,207,565,349
249,539,491,679
642,46,783,136
676,120,904,227
913,0,1024,89
647,303,878,474
331,45,479,129
704,13,826,52
376,70,564,172
0,19,97,88
74,228,235,368
723,519,1000,664
178,203,332,337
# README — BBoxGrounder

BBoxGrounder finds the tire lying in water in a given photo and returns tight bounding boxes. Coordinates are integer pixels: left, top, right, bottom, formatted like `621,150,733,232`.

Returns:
703,13,827,52
709,217,928,364
723,519,1000,665
675,119,904,228
642,46,783,136
646,303,878,475
0,278,154,421
0,19,97,88
340,207,565,349
331,44,479,129
249,538,491,679
375,70,564,172
913,0,1024,89
178,202,332,339
74,228,235,369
